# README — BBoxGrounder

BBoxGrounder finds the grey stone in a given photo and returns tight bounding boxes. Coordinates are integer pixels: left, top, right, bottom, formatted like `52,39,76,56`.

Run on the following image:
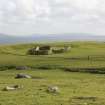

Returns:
3,85,23,91
47,86,59,93
15,74,31,79
16,66,29,70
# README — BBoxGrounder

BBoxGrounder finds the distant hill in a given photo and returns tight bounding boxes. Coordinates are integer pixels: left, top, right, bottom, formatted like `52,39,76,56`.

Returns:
0,33,105,44
0,34,36,44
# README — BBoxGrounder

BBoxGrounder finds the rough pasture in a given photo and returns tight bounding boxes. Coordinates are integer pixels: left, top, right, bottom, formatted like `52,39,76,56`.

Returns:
0,42,105,105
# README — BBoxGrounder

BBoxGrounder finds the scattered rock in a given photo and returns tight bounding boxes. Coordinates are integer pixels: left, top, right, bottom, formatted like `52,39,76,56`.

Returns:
73,96,97,100
70,96,99,105
3,85,23,91
15,74,32,79
16,66,29,70
47,86,59,93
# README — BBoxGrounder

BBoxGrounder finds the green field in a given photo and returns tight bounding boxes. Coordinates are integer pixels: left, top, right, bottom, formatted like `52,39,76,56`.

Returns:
1,41,105,105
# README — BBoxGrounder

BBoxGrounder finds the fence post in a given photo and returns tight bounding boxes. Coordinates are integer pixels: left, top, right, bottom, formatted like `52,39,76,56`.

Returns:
88,56,90,60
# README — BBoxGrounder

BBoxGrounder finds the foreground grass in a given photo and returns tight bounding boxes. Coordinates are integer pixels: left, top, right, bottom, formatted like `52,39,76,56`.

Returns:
0,69,105,105
1,42,105,105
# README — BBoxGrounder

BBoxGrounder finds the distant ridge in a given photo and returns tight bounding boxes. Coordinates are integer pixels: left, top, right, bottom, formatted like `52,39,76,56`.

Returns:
0,33,105,44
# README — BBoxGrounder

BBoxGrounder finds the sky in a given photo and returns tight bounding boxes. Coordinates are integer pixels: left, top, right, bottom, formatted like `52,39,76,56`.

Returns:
0,0,105,36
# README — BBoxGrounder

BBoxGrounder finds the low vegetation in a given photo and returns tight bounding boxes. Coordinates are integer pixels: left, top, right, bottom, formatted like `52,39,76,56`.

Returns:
0,70,105,105
0,41,105,104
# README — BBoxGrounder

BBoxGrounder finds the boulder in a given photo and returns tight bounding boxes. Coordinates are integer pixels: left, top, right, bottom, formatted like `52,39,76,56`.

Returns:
16,66,29,70
3,85,23,91
47,86,59,93
15,74,31,79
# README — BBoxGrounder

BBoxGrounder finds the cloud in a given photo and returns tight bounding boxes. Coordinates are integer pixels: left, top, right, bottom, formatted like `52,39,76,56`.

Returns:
0,0,105,23
0,0,105,35
0,0,51,23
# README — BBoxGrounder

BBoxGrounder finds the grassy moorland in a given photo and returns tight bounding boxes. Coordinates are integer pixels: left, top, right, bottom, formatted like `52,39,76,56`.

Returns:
0,41,105,105
0,41,105,69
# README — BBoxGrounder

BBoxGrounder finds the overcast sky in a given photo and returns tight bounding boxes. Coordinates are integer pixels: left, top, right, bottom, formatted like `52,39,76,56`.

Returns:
0,0,105,36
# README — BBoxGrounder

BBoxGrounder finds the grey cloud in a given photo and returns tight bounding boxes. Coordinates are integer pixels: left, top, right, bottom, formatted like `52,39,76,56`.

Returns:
0,0,105,23
0,0,105,35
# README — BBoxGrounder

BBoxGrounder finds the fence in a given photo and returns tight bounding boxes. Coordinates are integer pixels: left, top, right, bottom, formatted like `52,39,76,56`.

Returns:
69,55,105,61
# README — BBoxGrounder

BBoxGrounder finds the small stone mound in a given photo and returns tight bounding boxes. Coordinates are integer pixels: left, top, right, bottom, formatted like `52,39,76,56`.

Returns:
47,86,59,93
70,96,100,105
15,74,32,79
73,96,97,101
3,85,23,91
16,66,29,70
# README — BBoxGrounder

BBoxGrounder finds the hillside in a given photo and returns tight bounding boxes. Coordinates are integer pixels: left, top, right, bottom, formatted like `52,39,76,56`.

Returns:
0,42,105,105
1,41,105,70
1,34,105,44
